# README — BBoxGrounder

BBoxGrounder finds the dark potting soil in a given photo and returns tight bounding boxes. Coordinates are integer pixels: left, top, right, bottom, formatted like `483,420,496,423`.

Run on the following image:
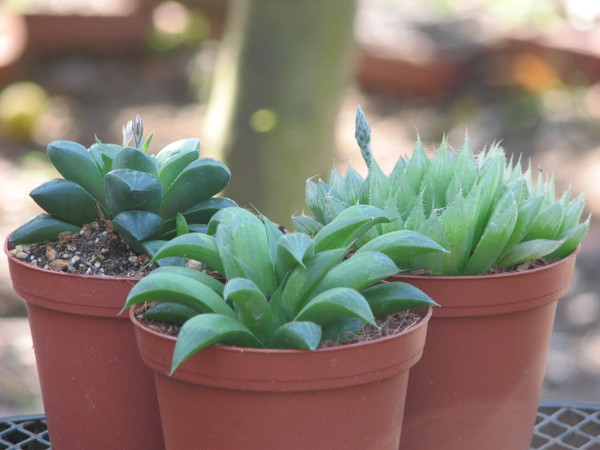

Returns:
318,310,424,347
8,219,156,277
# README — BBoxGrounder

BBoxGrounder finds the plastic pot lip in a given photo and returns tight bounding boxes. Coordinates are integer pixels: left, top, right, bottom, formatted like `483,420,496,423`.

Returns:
390,249,579,317
393,247,579,282
131,305,433,390
129,303,433,356
4,232,142,283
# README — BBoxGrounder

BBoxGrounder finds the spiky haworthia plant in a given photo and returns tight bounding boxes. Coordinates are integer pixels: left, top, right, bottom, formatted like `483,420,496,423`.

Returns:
124,206,444,373
10,115,236,254
293,107,589,276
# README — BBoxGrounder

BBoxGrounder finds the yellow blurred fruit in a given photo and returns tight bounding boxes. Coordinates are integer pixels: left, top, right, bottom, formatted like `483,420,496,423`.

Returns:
0,81,49,140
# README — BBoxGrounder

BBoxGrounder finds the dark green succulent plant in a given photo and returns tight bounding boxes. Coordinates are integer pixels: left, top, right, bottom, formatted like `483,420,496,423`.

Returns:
293,107,590,275
124,205,443,373
10,116,236,254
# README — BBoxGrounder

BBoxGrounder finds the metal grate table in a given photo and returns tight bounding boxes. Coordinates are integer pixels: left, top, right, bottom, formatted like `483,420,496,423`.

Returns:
532,402,600,450
0,414,49,450
1,402,599,449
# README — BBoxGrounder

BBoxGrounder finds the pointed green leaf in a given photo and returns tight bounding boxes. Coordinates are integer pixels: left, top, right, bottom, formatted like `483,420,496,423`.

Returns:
444,175,462,206
150,265,225,296
328,168,346,201
88,142,120,174
150,232,223,273
206,207,228,235
405,138,430,193
392,175,418,220
160,197,238,239
422,140,453,210
105,169,162,216
159,158,231,218
172,314,262,372
188,223,208,234
313,204,389,252
223,277,273,342
175,213,189,236
356,230,448,264
463,191,518,275
295,287,376,327
141,134,153,152
412,213,451,273
215,208,277,295
388,156,408,193
360,160,390,208
267,285,286,328
260,212,285,267
305,178,327,224
281,247,348,319
47,140,107,210
501,195,544,256
275,232,314,280
9,213,81,244
124,272,234,317
547,217,589,260
452,137,477,194
183,197,237,224
321,318,365,344
404,190,427,231
112,210,164,253
267,321,322,350
313,251,399,296
499,239,565,268
214,222,237,278
155,138,200,190
559,193,586,235
141,240,186,267
30,179,100,226
144,302,198,324
291,215,323,236
361,282,437,316
344,165,365,205
471,149,505,244
316,180,351,223
436,195,476,274
524,203,564,241
111,146,158,175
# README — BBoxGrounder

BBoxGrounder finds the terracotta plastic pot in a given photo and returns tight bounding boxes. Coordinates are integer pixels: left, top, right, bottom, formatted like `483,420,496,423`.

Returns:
395,251,578,450
4,238,164,450
131,305,433,450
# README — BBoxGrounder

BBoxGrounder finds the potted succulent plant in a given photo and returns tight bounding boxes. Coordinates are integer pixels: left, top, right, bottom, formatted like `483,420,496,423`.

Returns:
294,107,589,450
4,116,236,450
123,205,444,449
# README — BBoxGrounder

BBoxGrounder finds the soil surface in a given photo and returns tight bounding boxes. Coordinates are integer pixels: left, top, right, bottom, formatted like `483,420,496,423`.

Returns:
9,219,155,277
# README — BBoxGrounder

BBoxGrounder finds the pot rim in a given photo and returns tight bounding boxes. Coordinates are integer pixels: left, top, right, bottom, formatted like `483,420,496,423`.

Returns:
390,249,579,317
130,302,433,355
395,247,579,281
130,304,433,390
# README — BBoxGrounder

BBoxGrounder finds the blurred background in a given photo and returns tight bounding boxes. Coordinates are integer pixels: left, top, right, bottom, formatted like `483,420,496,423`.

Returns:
0,0,599,415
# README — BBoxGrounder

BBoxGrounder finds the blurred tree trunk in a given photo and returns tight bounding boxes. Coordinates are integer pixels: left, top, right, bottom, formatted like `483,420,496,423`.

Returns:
204,0,356,227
